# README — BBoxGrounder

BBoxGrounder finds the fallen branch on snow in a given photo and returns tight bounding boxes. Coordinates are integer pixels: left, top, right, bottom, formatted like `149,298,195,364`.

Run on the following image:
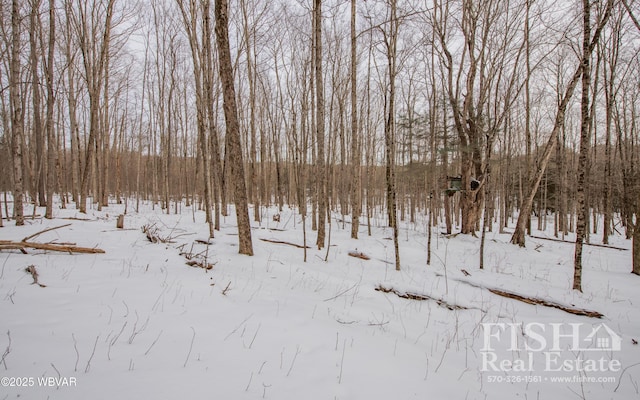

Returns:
487,287,604,318
0,240,105,254
450,277,604,318
0,224,104,254
259,238,310,249
348,251,370,260
530,235,627,251
375,284,467,311
186,260,214,270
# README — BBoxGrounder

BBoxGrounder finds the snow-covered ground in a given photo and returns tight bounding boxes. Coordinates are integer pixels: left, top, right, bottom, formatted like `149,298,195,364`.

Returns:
1,200,638,399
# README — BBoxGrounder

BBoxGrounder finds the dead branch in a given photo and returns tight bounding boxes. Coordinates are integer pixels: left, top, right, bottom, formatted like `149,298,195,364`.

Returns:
22,223,72,243
25,265,46,287
142,224,175,244
375,285,467,310
0,241,104,254
222,281,231,296
450,277,604,318
186,260,214,270
530,235,628,251
259,238,310,249
348,251,370,260
487,288,604,318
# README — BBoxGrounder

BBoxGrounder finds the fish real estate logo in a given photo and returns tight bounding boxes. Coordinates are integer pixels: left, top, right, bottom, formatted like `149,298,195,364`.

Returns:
480,322,622,375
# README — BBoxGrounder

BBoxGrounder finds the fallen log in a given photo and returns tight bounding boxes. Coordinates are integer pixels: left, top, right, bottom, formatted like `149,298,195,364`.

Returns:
450,277,604,318
487,288,604,318
348,251,370,260
375,284,467,311
0,241,105,254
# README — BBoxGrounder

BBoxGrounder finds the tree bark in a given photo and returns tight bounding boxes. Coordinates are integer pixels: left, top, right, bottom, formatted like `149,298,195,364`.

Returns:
350,0,360,240
44,0,56,219
10,0,25,226
314,0,327,249
214,0,254,256
30,0,46,208
573,0,594,293
385,0,400,271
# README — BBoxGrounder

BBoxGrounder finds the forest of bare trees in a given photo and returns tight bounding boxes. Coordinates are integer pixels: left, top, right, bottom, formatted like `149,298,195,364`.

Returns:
2,0,640,280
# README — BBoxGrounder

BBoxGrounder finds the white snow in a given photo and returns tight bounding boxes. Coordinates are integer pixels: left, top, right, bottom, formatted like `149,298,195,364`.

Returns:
0,200,638,399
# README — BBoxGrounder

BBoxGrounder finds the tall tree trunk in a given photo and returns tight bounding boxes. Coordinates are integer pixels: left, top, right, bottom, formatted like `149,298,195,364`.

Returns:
77,0,116,214
573,0,594,293
65,4,81,206
10,0,25,226
214,0,254,256
30,0,46,208
314,0,327,249
602,10,621,245
240,0,260,223
385,0,400,271
44,0,56,219
350,0,360,239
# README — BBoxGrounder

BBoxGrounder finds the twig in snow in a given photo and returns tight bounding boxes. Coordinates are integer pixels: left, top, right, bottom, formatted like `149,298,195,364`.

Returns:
222,281,232,296
259,238,310,249
1,330,11,370
262,383,271,398
614,362,640,392
183,327,196,368
72,334,79,372
108,321,128,360
245,372,254,392
84,335,100,373
247,323,261,349
339,339,347,384
51,363,62,388
286,345,301,377
144,330,164,356
224,314,253,341
323,283,358,302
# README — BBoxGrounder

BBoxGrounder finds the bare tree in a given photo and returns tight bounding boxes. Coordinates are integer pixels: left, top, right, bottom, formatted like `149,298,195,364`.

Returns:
601,6,623,244
314,0,327,249
71,0,116,214
511,0,614,247
176,0,215,238
350,0,360,239
10,0,25,226
29,0,46,208
44,0,56,219
214,0,254,256
382,0,400,271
